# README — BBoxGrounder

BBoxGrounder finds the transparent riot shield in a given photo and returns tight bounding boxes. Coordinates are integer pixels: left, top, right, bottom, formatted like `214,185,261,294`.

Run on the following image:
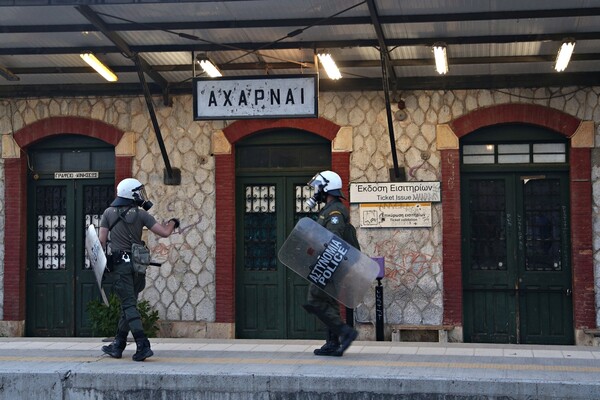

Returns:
278,217,379,308
85,224,109,306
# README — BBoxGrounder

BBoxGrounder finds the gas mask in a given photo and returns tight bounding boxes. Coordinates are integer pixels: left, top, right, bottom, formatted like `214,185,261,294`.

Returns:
305,173,329,209
133,186,153,211
305,189,327,209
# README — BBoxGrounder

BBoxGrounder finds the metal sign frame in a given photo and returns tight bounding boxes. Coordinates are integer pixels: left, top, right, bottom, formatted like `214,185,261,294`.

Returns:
193,74,318,120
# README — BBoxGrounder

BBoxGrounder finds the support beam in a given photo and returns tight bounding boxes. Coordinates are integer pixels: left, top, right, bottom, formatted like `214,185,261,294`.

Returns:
366,0,397,82
133,54,180,185
76,5,178,184
75,5,170,103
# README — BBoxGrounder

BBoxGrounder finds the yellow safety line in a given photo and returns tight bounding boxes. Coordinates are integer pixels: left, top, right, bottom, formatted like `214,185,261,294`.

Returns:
1,356,599,373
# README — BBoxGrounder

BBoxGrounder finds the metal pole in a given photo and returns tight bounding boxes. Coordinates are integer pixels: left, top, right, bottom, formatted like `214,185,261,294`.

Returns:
375,278,384,341
134,55,180,185
380,51,401,179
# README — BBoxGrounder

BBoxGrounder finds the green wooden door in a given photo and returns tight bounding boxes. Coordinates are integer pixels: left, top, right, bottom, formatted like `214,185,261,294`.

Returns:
76,180,116,336
26,179,114,336
235,176,325,339
462,172,573,344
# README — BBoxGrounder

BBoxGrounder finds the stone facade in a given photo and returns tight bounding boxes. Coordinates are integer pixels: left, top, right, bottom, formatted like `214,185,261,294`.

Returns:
0,86,599,333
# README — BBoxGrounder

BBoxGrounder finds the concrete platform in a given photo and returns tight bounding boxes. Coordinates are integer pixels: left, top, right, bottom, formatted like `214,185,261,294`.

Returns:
1,337,599,399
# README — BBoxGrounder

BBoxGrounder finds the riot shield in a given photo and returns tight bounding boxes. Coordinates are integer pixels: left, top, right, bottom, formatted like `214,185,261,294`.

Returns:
85,224,109,306
278,217,379,308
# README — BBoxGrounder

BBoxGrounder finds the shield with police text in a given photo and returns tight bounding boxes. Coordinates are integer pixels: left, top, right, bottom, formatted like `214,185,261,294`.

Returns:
278,217,379,308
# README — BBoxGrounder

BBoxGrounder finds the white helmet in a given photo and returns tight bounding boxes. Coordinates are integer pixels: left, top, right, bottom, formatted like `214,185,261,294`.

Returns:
112,178,153,210
117,178,143,200
308,170,345,198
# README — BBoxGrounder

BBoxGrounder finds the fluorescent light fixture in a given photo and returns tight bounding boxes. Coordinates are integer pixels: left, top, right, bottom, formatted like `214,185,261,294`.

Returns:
80,53,118,82
0,65,19,81
555,39,575,72
318,53,342,80
432,43,448,75
196,56,222,78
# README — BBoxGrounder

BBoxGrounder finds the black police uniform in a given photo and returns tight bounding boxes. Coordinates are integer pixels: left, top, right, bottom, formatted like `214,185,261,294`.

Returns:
304,198,358,356
99,204,156,361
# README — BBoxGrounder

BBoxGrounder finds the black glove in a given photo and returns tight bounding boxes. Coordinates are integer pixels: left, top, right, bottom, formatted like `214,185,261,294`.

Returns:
169,218,180,229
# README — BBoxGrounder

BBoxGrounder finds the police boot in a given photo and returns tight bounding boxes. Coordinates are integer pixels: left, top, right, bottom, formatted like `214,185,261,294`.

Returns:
313,329,340,356
101,332,127,359
333,324,358,357
132,338,153,362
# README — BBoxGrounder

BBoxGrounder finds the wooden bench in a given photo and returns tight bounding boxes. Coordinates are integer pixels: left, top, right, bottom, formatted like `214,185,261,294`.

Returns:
391,324,454,343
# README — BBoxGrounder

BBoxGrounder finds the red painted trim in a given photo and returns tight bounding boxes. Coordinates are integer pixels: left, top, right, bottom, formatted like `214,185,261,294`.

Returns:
3,158,27,320
223,118,340,144
441,150,462,326
4,117,127,322
13,116,123,148
570,148,595,329
216,118,343,327
450,104,580,139
215,153,236,323
443,104,594,334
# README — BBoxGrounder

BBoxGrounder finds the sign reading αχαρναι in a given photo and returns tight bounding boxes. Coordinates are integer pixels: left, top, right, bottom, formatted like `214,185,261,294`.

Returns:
193,75,317,120
349,182,440,203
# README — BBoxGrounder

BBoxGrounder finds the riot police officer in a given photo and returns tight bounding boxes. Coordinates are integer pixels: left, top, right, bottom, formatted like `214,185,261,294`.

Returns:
98,178,179,361
303,170,358,356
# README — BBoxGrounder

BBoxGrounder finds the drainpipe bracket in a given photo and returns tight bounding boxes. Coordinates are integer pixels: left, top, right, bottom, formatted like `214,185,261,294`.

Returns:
164,168,182,185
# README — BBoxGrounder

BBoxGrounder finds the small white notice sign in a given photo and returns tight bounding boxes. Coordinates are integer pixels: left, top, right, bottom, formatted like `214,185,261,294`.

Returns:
350,182,441,203
359,203,432,228
54,171,99,179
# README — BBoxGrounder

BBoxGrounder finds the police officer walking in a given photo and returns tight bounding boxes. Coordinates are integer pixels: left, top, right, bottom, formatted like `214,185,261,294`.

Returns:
98,178,179,362
303,170,358,356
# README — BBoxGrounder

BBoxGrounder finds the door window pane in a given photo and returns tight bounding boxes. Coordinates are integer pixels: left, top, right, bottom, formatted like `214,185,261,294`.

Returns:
36,186,67,270
523,179,562,271
463,144,495,164
463,143,566,165
63,151,89,171
468,179,507,270
244,185,277,271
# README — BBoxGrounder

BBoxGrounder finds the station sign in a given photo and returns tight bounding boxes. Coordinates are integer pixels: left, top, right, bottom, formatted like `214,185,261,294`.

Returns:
359,203,432,228
193,75,318,120
349,182,441,203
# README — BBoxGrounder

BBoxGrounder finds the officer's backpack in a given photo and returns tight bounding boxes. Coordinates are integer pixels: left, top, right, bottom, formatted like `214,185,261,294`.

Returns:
343,221,361,251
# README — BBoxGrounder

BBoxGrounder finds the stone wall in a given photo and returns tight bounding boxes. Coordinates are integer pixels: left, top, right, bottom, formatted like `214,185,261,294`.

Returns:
1,86,599,332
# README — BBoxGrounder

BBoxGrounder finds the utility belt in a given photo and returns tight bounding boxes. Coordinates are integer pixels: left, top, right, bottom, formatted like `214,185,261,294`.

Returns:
111,250,132,264
110,245,152,275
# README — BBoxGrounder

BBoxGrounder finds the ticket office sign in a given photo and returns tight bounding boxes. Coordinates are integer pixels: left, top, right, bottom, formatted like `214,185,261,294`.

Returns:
349,182,441,203
359,203,432,228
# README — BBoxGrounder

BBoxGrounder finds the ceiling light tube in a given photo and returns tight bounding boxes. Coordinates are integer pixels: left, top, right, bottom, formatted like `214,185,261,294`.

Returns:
432,43,448,75
80,53,118,82
197,57,222,78
318,53,342,80
555,39,575,72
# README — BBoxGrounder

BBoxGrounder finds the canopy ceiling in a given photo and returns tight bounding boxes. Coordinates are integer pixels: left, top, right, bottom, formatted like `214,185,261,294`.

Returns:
2,0,600,99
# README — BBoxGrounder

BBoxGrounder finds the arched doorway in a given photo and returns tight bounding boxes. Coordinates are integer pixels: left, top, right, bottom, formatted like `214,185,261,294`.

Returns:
214,117,348,337
460,124,573,344
3,116,130,337
235,129,330,339
26,134,115,336
439,103,595,344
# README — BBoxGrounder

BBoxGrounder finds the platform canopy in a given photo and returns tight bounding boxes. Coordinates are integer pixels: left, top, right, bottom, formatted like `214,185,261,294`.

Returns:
2,0,600,98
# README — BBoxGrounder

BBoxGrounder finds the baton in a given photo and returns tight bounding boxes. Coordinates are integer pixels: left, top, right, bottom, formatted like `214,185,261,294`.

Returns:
149,261,162,267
